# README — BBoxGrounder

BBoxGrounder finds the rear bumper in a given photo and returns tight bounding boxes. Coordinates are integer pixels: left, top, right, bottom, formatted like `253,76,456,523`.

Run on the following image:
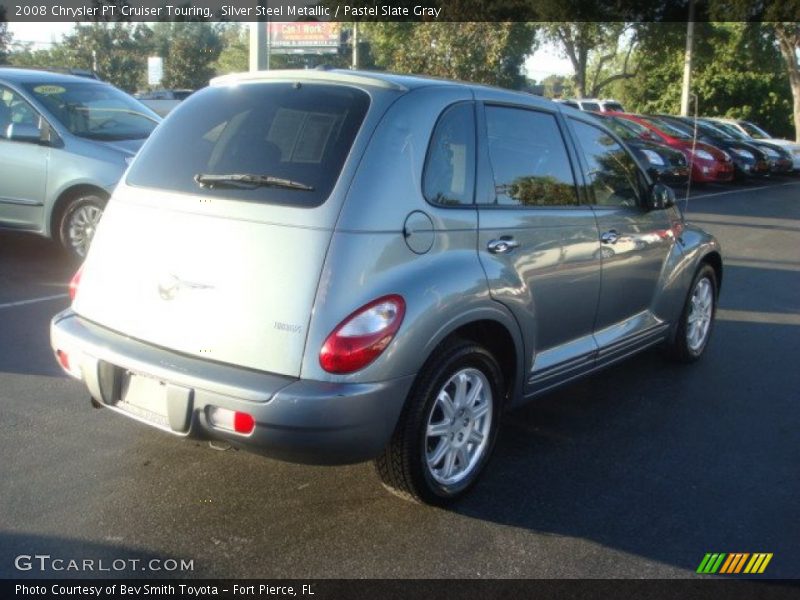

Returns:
51,310,414,465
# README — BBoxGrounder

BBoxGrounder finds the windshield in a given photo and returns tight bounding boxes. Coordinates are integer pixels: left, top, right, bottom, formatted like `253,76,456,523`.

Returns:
601,117,636,140
696,121,733,140
710,120,748,140
127,82,370,208
611,116,649,137
580,102,601,112
740,121,771,139
603,102,625,112
24,81,159,141
638,116,692,140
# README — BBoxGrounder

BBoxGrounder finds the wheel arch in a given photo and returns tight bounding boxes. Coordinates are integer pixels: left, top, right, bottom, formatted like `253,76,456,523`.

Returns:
701,250,723,292
419,309,525,408
48,184,110,239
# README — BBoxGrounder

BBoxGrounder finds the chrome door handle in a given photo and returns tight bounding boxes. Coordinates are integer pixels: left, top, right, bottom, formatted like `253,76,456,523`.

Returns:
487,236,519,254
600,230,619,244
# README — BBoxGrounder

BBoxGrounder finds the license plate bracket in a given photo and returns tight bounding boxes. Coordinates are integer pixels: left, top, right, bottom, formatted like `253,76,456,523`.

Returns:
98,362,193,433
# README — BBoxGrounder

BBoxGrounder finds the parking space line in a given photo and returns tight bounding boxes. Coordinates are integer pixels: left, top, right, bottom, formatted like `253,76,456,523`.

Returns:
717,309,800,326
0,293,68,309
687,180,800,201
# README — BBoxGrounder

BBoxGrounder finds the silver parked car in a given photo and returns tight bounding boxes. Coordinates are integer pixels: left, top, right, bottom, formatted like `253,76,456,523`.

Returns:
0,68,161,257
51,70,722,504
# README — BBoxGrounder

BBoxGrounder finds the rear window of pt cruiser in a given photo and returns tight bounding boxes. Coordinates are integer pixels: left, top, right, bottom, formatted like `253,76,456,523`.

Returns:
126,82,370,208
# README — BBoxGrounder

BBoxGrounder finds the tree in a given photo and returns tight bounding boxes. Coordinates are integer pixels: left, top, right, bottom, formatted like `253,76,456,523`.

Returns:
613,22,794,139
363,23,537,89
54,23,151,92
212,23,248,75
771,24,800,141
150,22,223,89
0,6,11,63
708,0,800,140
540,74,575,99
541,22,639,98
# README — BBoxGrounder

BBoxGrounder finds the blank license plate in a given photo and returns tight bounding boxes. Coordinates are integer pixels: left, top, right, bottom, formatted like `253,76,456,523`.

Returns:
116,372,170,429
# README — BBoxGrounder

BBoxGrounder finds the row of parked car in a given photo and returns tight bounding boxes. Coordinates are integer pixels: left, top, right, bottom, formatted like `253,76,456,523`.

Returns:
555,98,800,186
1,67,797,262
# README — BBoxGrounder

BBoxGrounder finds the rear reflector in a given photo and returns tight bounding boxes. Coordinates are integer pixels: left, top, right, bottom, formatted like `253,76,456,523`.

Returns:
55,349,83,380
56,350,70,370
207,406,255,435
69,264,84,302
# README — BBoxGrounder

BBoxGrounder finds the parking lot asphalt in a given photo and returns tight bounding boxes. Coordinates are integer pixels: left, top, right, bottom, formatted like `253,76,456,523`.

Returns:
1,177,798,579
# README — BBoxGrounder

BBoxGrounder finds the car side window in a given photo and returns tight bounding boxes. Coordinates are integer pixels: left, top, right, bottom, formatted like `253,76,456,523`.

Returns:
0,87,39,138
483,106,578,207
423,102,476,206
570,119,642,208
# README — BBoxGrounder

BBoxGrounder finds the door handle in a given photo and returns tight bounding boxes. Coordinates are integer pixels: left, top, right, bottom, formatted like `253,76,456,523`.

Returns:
600,230,620,244
487,236,519,254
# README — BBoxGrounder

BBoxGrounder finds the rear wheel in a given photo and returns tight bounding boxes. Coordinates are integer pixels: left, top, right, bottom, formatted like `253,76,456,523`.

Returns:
57,193,107,259
666,264,717,362
375,339,504,505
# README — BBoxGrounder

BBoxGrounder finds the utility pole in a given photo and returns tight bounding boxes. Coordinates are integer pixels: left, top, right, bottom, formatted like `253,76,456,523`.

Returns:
680,0,696,116
249,3,269,72
351,22,359,70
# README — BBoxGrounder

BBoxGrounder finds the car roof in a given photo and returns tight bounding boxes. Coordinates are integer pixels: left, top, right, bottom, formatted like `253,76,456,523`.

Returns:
0,67,104,85
211,68,573,114
212,68,484,91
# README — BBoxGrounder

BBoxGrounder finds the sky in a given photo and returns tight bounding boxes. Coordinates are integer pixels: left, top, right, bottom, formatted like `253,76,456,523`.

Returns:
7,22,575,80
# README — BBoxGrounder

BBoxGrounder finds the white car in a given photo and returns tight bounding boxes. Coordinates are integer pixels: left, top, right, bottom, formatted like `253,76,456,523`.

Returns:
709,118,800,171
556,98,625,113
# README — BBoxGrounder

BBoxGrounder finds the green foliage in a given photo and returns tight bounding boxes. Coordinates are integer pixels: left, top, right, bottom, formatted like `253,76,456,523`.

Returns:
362,23,537,89
614,22,794,139
540,74,575,99
212,24,248,75
0,7,12,63
21,23,151,92
541,23,635,98
153,22,223,90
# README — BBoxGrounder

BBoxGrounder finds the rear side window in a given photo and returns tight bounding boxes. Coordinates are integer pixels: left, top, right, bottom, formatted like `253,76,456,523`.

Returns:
423,102,476,206
127,83,370,208
570,119,642,208
484,106,577,207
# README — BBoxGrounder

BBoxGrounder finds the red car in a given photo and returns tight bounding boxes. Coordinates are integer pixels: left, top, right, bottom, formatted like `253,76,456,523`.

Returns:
608,112,734,183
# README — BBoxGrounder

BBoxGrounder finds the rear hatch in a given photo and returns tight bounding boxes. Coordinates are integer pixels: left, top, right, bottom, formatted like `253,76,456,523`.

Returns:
72,79,374,377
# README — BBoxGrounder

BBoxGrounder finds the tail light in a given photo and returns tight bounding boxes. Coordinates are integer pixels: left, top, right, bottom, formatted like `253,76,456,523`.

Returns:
69,264,84,301
320,295,406,374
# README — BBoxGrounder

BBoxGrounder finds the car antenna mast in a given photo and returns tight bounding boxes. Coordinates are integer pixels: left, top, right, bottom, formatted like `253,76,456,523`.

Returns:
683,93,699,221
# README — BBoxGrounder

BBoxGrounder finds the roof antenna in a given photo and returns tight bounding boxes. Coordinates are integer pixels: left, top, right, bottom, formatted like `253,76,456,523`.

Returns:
682,92,699,222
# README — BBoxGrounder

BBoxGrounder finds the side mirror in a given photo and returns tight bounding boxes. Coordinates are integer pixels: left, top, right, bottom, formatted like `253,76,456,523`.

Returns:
650,182,675,210
6,123,43,144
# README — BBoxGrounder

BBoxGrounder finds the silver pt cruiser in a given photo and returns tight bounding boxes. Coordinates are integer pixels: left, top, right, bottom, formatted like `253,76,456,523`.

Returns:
51,70,722,504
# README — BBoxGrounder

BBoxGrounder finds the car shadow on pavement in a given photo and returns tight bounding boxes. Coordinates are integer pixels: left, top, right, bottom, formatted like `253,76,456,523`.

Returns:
453,313,800,577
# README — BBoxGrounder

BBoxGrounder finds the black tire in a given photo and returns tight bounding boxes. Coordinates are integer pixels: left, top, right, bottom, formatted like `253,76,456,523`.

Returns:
666,263,718,363
57,193,107,259
374,338,504,505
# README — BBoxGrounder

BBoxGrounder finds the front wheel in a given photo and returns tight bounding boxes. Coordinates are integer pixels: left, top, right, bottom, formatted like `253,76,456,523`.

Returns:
666,264,718,362
375,339,504,505
57,193,107,259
